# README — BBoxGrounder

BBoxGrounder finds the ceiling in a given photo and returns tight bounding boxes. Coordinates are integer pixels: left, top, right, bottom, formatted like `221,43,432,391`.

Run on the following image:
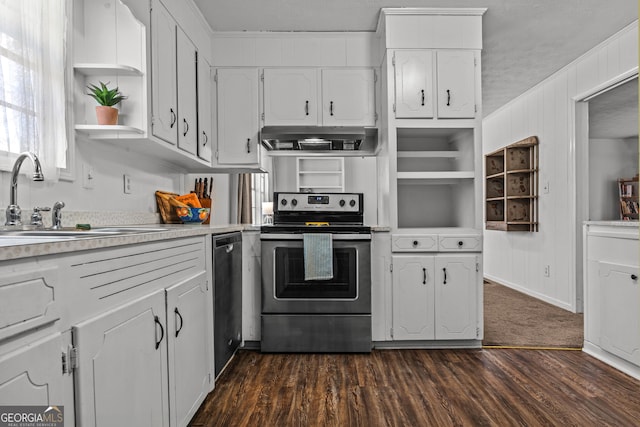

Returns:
193,0,638,117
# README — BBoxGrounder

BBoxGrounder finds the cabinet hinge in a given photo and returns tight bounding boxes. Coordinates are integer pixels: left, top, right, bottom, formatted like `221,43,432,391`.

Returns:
215,150,219,160
261,71,265,82
393,103,396,113
375,112,378,123
474,57,477,66
214,71,218,83
208,373,212,384
390,263,393,273
390,328,394,339
374,70,378,83
475,105,477,113
206,280,209,291
392,52,395,67
476,263,479,272
476,327,480,338
261,112,265,121
62,347,78,374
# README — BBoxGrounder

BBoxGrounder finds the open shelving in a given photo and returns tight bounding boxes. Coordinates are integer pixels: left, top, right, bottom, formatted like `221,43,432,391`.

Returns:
618,175,639,220
296,157,345,193
485,136,539,231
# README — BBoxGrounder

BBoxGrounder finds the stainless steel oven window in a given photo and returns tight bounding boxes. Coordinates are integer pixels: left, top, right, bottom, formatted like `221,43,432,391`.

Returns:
272,247,360,300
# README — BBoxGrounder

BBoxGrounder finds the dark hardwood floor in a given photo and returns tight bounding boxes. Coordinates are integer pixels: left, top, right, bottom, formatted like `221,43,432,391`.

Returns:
190,349,640,426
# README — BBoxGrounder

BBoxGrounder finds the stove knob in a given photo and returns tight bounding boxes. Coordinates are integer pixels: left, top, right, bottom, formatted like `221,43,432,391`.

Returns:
291,198,298,206
339,199,346,207
280,199,287,206
349,199,356,207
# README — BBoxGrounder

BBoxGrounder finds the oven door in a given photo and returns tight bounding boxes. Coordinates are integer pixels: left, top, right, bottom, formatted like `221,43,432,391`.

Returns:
261,234,371,314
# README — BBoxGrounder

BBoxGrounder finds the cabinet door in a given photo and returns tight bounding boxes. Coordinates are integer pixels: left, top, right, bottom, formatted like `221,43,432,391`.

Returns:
263,68,318,126
322,69,376,126
435,256,478,340
176,28,198,156
599,261,640,365
391,255,435,340
436,51,476,118
216,68,260,164
0,333,73,423
74,289,169,427
166,272,212,427
197,56,213,162
151,1,178,145
394,50,434,118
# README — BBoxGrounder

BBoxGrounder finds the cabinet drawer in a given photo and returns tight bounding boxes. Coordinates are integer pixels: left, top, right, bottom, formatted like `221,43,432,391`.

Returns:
392,234,438,252
0,261,61,342
438,235,482,252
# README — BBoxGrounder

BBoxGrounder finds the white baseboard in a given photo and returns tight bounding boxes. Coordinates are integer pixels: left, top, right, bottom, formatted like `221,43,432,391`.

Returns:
583,341,640,380
484,274,575,313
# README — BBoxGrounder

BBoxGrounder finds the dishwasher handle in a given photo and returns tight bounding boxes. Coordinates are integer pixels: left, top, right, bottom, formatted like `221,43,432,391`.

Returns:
225,243,234,253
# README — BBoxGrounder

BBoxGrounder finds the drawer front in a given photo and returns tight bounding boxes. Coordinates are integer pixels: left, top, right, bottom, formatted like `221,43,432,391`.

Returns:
438,235,482,252
0,261,61,342
392,235,438,252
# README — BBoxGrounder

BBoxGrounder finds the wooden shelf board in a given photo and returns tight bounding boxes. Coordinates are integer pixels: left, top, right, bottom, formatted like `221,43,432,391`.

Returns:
507,168,537,174
486,172,504,179
299,185,343,189
298,171,342,175
74,63,143,76
506,195,537,200
485,197,504,202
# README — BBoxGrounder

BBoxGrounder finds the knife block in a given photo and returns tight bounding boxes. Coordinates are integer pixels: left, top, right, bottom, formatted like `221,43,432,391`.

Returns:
199,198,212,224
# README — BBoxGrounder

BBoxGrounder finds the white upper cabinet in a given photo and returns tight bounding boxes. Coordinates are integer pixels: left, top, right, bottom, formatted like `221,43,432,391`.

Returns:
151,1,178,145
216,68,260,164
263,68,318,126
322,69,376,126
176,28,198,155
263,68,376,126
394,50,434,118
394,49,476,119
197,56,213,162
436,50,476,118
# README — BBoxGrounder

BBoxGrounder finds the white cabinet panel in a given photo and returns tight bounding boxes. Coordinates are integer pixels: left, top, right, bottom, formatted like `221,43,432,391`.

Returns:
321,69,376,126
166,272,211,427
263,68,318,126
151,1,178,145
599,261,640,365
392,255,435,340
438,235,482,252
436,50,476,118
176,29,198,156
435,256,478,339
74,289,169,427
197,56,213,162
394,50,434,118
392,234,438,252
0,333,73,421
216,68,260,164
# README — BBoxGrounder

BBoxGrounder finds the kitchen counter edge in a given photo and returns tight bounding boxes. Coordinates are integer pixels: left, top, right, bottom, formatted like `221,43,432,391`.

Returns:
0,224,245,262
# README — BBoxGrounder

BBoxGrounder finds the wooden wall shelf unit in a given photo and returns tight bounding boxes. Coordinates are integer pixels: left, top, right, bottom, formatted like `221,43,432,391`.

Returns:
485,136,539,231
618,175,639,220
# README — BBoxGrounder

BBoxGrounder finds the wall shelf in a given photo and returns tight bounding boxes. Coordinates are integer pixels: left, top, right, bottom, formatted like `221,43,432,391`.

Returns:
75,124,145,136
74,64,143,76
485,136,539,231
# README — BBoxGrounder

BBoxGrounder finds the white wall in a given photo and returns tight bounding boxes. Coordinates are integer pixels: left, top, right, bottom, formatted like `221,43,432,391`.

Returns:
589,138,638,220
482,22,638,311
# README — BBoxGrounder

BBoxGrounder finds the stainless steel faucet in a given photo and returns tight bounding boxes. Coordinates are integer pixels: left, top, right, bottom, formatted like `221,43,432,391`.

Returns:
5,152,45,226
51,201,65,230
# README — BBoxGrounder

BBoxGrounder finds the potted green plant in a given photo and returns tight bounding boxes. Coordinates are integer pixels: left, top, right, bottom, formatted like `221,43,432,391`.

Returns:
87,81,127,125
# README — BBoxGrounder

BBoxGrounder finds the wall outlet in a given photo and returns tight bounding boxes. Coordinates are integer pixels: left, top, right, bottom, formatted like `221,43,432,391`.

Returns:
82,163,94,189
544,265,550,277
543,181,550,194
123,174,132,194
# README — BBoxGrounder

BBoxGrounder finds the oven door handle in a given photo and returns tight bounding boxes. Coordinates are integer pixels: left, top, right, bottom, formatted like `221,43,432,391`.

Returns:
260,233,371,241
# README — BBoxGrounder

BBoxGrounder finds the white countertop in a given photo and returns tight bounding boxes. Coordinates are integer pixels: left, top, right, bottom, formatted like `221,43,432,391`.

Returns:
0,224,244,262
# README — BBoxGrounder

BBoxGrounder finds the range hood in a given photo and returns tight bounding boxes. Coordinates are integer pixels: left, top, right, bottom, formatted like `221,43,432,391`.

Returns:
260,126,378,156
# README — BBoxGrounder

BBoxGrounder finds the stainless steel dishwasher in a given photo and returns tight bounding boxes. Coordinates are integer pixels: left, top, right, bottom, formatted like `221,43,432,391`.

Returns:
213,232,242,378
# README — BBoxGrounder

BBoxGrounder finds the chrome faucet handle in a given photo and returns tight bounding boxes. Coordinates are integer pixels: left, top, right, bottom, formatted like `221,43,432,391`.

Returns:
31,206,51,228
5,205,22,226
51,201,65,230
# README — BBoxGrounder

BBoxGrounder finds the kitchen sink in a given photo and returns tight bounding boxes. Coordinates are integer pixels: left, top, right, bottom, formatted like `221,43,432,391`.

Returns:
0,226,169,247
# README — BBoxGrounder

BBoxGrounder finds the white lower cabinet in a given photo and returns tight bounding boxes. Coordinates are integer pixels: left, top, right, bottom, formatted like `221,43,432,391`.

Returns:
392,254,479,341
584,223,640,378
74,289,170,427
0,332,74,424
74,272,212,427
166,271,212,427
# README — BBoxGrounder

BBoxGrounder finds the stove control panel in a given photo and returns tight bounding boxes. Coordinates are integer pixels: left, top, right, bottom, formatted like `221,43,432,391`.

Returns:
275,192,362,212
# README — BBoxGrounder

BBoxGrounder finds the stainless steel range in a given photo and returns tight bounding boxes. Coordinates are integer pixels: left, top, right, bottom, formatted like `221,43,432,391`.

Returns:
260,192,372,353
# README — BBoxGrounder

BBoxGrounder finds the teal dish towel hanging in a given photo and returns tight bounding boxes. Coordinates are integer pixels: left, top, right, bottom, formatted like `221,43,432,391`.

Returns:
303,233,333,281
